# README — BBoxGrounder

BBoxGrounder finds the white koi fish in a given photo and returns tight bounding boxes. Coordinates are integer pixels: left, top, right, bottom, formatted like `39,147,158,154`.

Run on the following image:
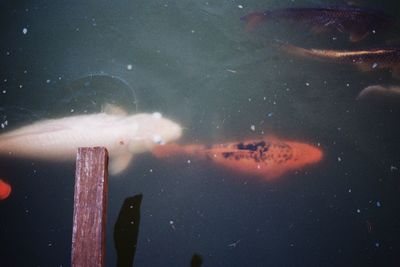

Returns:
0,105,182,175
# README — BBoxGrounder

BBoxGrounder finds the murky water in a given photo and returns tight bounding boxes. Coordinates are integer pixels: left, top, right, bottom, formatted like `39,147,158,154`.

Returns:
1,0,400,266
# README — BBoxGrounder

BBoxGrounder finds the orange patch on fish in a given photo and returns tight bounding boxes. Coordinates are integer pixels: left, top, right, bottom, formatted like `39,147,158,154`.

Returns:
153,138,323,181
0,179,11,200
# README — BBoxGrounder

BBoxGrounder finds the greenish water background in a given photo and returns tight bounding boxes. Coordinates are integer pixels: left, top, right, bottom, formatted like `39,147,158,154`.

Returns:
0,0,400,266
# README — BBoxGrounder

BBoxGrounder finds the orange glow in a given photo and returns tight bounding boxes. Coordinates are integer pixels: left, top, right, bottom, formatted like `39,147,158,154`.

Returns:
153,138,323,181
0,179,11,200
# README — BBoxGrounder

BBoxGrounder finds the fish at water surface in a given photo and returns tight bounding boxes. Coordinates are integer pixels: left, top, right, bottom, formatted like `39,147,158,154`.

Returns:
280,43,400,79
241,6,394,42
0,106,182,175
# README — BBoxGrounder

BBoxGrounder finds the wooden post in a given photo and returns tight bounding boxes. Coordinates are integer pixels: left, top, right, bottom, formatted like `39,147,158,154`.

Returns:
71,147,109,267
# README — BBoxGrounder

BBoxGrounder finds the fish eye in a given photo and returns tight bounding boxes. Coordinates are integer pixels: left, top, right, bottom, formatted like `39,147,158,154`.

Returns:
152,135,164,145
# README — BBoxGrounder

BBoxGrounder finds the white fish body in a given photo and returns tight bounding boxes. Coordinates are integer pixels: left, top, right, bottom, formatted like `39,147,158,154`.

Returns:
0,110,182,175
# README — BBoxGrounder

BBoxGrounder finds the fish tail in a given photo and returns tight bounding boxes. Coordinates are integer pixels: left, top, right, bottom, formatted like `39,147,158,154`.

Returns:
279,43,316,59
240,11,270,31
279,43,338,63
152,143,205,158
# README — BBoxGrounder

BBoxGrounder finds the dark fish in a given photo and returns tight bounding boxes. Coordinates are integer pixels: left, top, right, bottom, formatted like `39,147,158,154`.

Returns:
280,43,400,78
241,7,393,42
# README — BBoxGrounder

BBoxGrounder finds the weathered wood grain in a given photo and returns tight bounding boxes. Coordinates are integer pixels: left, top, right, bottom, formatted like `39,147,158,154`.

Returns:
71,147,109,267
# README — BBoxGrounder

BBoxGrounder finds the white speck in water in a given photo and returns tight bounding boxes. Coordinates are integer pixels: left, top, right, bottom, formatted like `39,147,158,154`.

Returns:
250,125,255,131
70,109,74,113
19,84,23,88
191,30,195,33
346,83,350,87
22,27,28,35
390,165,398,172
169,220,176,230
337,156,342,162
238,5,243,9
149,169,153,173
376,201,381,207
356,209,361,213
187,159,191,164
248,98,252,102
127,64,133,70
305,82,310,86
348,189,352,193
2,90,6,94
375,242,380,247
372,63,378,69
46,79,51,84
372,30,376,34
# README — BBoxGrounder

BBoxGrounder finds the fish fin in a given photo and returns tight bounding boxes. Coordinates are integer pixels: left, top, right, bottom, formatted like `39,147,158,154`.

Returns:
349,31,369,42
110,153,133,175
240,12,267,31
103,103,128,116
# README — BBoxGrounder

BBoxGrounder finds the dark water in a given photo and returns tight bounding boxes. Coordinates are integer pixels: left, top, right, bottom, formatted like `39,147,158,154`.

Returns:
1,0,400,266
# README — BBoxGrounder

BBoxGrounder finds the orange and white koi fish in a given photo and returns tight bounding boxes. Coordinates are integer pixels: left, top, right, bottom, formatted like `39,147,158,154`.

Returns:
0,179,11,200
153,138,323,181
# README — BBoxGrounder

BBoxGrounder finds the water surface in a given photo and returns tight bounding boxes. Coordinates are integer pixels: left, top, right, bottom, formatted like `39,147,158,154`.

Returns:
1,0,400,266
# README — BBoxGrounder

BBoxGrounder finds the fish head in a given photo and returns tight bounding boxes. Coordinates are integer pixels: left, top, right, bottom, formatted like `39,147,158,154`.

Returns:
287,141,323,168
129,112,182,152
